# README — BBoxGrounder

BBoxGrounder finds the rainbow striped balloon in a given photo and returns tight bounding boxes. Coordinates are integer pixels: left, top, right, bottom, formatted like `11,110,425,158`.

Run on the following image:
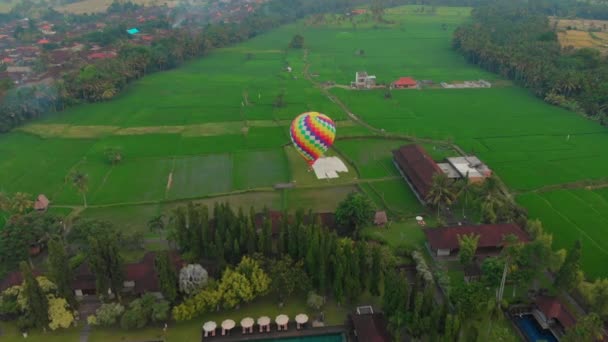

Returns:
289,112,336,166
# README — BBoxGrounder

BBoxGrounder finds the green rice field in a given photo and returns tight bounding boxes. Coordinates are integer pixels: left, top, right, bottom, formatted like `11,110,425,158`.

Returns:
1,5,608,278
517,188,608,279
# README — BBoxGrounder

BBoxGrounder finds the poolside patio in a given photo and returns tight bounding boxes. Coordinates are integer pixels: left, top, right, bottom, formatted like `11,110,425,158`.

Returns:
201,324,346,341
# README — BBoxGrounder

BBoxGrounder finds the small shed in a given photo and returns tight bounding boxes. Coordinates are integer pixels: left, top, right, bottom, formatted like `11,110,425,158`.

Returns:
374,211,387,227
34,194,49,211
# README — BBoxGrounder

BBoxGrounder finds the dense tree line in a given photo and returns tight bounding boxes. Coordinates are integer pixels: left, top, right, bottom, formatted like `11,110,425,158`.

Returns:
453,1,608,124
0,0,367,132
168,201,383,316
0,212,62,278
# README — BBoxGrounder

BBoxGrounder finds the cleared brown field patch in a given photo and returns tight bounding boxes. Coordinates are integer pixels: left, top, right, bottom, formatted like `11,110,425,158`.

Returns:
55,0,178,14
181,122,244,137
246,120,281,127
18,124,70,138
551,17,608,32
63,125,119,138
19,124,119,138
115,126,185,135
557,30,608,53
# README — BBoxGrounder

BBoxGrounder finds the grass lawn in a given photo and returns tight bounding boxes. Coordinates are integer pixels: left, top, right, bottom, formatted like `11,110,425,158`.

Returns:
360,220,426,251
284,185,358,213
0,322,81,342
87,295,351,342
364,179,424,216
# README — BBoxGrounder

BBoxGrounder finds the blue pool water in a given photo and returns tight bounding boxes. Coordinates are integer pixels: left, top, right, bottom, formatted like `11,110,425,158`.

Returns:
514,315,558,342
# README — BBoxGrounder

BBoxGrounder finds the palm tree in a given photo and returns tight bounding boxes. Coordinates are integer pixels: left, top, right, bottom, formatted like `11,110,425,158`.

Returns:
426,173,457,217
483,297,503,339
70,171,89,208
457,173,478,219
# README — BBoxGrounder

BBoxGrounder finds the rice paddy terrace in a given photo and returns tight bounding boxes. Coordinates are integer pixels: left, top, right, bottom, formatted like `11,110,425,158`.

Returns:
2,6,608,278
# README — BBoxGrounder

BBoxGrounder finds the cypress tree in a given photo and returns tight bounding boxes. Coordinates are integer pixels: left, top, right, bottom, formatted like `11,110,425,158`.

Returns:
369,245,382,296
287,223,298,259
188,203,203,260
332,249,345,303
20,261,49,328
47,237,75,306
297,225,308,260
344,241,362,302
200,205,210,258
555,239,583,291
155,251,178,303
246,216,256,254
355,242,368,292
173,207,188,252
305,229,319,287
263,216,272,256
237,207,247,251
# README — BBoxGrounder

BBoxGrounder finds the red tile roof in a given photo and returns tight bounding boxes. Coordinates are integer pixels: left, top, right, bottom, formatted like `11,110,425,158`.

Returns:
34,194,49,211
37,39,50,44
0,269,43,291
71,262,96,291
124,251,183,294
536,296,577,329
393,77,417,87
87,52,117,60
351,313,391,342
424,223,529,250
393,144,442,199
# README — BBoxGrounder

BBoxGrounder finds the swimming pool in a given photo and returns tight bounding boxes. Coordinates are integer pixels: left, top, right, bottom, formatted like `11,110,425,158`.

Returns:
257,333,346,342
513,315,558,342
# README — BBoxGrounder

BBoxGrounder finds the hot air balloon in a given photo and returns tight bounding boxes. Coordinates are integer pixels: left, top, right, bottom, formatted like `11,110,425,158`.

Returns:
289,112,336,167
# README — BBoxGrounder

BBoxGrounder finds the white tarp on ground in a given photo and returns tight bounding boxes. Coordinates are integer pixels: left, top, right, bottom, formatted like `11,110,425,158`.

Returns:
313,157,349,179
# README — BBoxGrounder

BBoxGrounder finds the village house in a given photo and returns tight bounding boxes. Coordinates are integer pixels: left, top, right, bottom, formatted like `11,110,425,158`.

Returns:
391,76,418,89
87,51,117,60
352,71,376,89
68,252,183,298
34,194,50,211
423,223,529,258
392,144,442,204
437,156,492,183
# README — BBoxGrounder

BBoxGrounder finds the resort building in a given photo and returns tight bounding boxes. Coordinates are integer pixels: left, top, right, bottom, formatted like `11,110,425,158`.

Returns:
393,144,494,204
392,144,442,204
423,223,529,257
438,156,492,183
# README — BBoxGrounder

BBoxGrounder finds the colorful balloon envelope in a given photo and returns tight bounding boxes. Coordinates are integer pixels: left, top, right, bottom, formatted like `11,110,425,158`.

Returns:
289,112,336,166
